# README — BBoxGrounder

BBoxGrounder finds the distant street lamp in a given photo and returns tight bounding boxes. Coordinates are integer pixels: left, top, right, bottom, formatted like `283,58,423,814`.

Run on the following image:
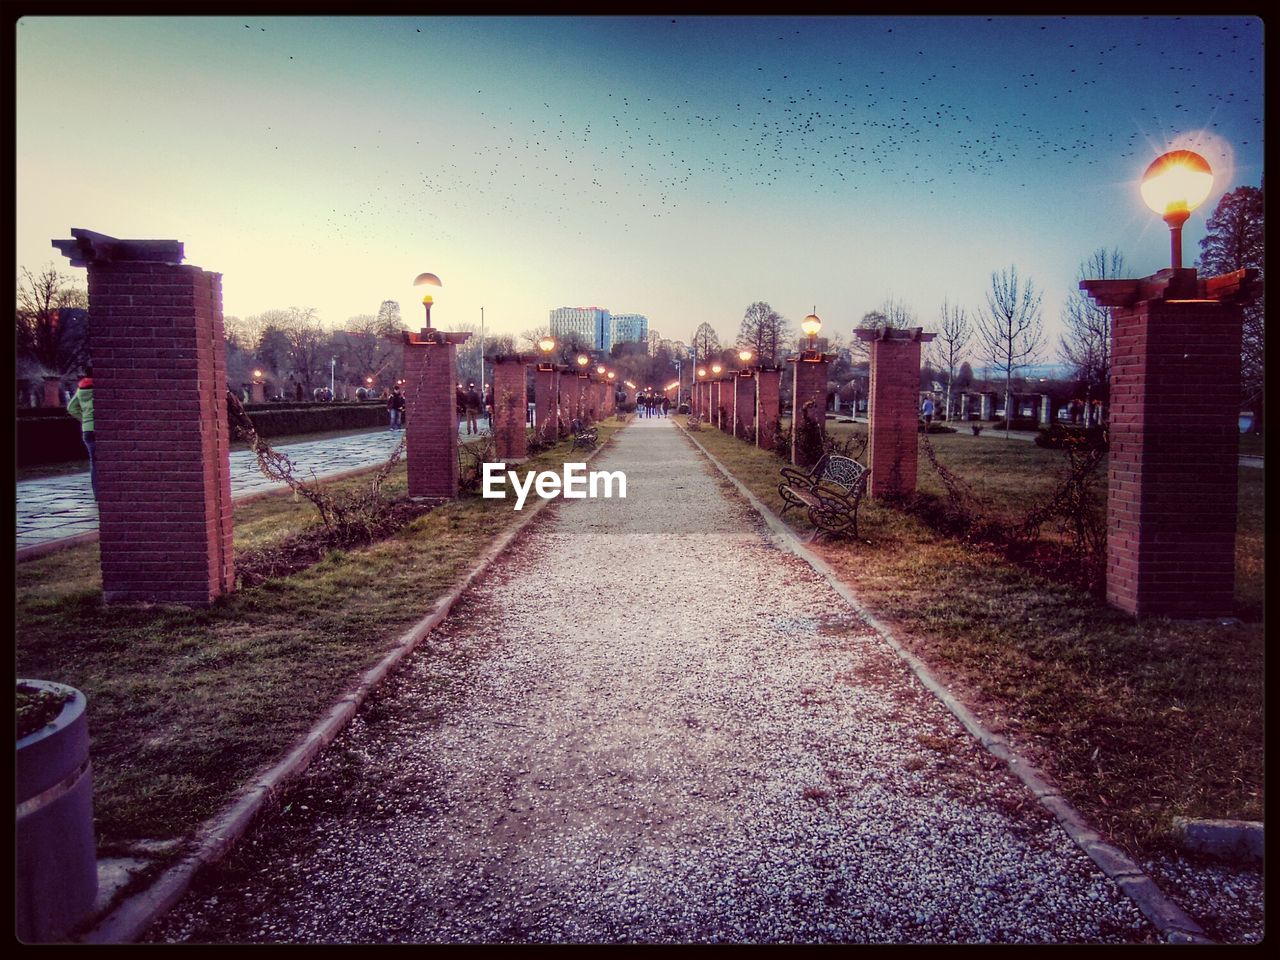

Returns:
738,349,753,366
538,335,556,355
577,354,590,369
710,362,723,376
801,308,822,352
1140,150,1213,271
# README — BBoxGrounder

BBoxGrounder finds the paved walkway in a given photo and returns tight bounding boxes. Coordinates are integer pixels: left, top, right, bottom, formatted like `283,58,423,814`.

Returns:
15,424,489,552
149,417,1153,944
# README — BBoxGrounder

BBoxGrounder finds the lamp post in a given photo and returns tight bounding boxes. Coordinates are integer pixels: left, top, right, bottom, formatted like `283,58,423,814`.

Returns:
801,308,822,353
1140,150,1213,271
413,272,442,327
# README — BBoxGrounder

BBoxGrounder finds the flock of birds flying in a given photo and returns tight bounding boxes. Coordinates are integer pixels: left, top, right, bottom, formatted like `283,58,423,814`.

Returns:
233,18,1261,246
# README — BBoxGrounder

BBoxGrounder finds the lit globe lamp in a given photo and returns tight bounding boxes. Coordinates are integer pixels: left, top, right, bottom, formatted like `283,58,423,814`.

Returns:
413,272,442,327
801,309,822,353
1140,150,1213,271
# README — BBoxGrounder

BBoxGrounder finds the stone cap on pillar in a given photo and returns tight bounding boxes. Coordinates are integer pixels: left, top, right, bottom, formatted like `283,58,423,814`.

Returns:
485,352,534,364
52,228,184,267
403,329,472,346
853,326,936,344
1081,267,1259,308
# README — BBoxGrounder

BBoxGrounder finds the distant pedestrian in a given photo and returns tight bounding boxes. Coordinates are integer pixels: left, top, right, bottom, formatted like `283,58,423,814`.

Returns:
921,396,935,425
387,386,406,430
465,383,481,435
66,367,97,499
483,384,494,429
661,395,670,417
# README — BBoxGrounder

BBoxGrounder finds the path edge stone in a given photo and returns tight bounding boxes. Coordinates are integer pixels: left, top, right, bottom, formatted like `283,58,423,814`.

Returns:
678,424,1213,945
73,424,628,944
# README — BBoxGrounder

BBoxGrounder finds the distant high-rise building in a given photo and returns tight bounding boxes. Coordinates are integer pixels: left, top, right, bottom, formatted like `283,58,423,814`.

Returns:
612,313,649,347
550,306,610,351
549,307,649,352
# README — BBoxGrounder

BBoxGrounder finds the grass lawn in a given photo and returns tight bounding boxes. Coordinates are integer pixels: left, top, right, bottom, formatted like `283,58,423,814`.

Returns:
682,418,1263,855
14,419,624,853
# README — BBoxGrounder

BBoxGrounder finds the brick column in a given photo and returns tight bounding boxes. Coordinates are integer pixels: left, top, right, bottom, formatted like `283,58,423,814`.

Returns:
734,372,755,439
403,329,470,500
534,365,560,442
1039,394,1052,426
1083,268,1256,618
857,327,935,498
959,392,971,420
980,392,994,420
42,376,62,407
54,230,234,605
788,352,832,467
250,381,265,404
756,367,781,451
491,356,528,461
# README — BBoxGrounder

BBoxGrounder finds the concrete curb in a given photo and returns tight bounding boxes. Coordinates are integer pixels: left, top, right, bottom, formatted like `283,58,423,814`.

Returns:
677,423,1212,945
75,426,626,944
17,461,402,564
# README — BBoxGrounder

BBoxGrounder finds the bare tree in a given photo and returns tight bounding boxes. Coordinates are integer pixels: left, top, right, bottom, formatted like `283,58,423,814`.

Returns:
1059,248,1124,421
519,324,550,352
850,297,917,360
931,299,971,420
737,301,790,364
1197,184,1264,418
15,264,89,376
975,266,1044,438
690,322,721,365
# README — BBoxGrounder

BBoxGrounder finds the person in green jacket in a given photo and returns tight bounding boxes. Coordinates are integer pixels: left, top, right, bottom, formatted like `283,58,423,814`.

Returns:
66,367,97,499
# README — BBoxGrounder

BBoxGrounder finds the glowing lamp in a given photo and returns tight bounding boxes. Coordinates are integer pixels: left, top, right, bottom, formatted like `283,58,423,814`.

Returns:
1140,150,1213,270
413,272,441,325
366,377,373,385
596,364,606,375
801,308,822,351
711,362,723,375
697,367,707,378
252,369,263,380
576,354,590,367
738,349,753,364
538,335,556,354
607,371,616,380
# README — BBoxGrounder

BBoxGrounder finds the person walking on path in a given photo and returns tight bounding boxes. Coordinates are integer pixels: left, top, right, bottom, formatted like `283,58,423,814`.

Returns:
661,395,670,417
66,367,97,499
387,387,406,431
465,383,481,436
921,395,935,426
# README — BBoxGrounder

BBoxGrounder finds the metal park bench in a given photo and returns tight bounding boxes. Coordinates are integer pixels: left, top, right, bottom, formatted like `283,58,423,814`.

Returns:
569,419,598,451
777,453,871,541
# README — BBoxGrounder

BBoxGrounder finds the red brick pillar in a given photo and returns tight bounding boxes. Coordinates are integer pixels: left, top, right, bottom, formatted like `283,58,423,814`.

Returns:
534,365,560,442
788,352,832,467
574,375,589,423
756,367,781,451
1083,268,1256,618
250,381,265,404
734,372,755,439
491,356,528,461
856,327,934,498
42,376,61,407
54,230,234,605
980,392,995,420
709,381,721,429
403,329,471,500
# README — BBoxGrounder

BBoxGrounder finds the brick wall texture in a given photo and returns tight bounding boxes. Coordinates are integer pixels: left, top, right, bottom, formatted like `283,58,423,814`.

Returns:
404,341,460,499
790,357,828,467
535,368,560,442
1106,299,1242,617
492,360,528,461
734,374,755,438
756,368,781,451
87,261,234,605
867,338,922,498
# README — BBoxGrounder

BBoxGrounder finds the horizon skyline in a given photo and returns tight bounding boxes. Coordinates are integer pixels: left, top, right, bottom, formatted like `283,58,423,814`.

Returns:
17,15,1263,352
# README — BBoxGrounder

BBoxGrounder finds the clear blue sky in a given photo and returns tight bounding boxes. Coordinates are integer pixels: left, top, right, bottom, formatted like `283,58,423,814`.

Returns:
15,15,1263,350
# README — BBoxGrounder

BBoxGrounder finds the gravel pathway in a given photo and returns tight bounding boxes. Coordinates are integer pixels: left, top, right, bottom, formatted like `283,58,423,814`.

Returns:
150,417,1155,944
